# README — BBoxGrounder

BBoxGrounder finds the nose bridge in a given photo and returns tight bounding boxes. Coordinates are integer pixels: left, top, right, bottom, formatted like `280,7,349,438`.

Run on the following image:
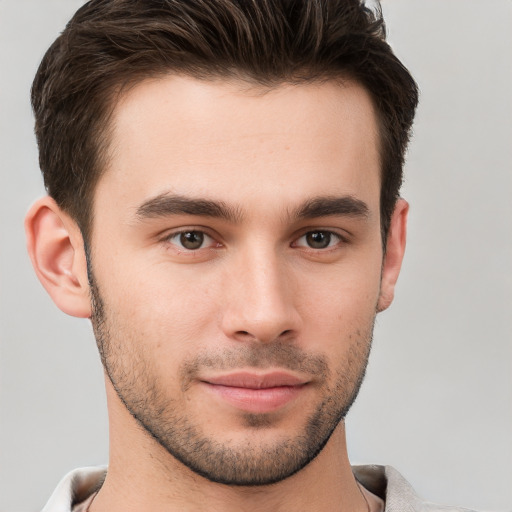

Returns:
221,242,299,343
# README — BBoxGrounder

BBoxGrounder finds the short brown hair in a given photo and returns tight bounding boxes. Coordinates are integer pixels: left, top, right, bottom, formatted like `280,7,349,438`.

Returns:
31,0,418,242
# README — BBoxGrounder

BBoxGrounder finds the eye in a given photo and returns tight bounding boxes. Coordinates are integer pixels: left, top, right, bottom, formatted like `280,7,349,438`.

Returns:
294,230,343,249
167,230,216,250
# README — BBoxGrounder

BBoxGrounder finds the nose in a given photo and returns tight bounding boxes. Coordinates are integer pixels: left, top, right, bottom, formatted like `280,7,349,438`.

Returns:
220,247,301,344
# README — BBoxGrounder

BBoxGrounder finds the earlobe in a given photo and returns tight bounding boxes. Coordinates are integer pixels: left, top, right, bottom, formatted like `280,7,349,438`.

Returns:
377,199,408,313
25,196,92,318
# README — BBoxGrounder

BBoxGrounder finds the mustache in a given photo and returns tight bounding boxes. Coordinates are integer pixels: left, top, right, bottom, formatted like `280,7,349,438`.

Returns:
180,341,329,390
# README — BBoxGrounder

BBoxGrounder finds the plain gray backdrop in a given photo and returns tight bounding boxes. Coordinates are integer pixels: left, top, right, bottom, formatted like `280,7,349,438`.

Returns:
1,1,511,511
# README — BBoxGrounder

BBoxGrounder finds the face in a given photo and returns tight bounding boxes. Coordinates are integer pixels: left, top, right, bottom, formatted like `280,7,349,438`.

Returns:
88,76,388,485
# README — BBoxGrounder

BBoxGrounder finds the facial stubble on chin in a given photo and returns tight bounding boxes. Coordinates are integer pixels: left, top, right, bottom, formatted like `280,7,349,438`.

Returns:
87,260,374,486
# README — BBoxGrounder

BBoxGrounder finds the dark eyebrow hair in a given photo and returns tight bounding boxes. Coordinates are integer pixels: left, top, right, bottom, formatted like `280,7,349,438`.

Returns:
294,196,369,219
135,193,243,223
135,193,369,225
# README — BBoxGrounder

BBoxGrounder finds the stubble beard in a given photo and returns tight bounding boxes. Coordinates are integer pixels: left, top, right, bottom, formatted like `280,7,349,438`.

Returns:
88,269,374,486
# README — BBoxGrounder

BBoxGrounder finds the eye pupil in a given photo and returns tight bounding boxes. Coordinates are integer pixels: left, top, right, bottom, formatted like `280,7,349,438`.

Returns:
180,231,204,250
306,231,331,249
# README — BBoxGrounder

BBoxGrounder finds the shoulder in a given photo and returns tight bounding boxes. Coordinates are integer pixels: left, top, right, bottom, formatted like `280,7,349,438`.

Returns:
42,466,107,512
353,465,479,512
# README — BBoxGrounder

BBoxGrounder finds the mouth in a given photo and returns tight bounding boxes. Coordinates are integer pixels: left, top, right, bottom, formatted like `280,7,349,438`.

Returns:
200,371,309,414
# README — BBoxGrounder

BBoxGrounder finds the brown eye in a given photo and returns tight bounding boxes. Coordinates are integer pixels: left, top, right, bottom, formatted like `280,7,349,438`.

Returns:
294,230,342,250
165,229,220,255
179,231,205,250
305,231,332,249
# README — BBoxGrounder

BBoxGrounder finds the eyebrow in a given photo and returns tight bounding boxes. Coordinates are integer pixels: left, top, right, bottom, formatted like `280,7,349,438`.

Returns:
135,193,243,223
294,195,369,220
134,193,369,223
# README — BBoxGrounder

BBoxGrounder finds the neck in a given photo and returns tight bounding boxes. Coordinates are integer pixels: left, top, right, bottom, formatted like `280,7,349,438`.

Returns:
91,381,367,512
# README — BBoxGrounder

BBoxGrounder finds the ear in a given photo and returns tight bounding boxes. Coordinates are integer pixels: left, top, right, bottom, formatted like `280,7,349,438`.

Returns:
25,196,91,318
377,198,409,313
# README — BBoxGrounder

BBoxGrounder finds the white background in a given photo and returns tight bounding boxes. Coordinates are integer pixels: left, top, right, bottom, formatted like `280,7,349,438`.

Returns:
1,1,511,510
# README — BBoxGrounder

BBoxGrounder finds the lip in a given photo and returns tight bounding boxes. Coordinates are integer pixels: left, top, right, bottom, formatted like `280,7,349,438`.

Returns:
201,371,308,414
204,371,307,388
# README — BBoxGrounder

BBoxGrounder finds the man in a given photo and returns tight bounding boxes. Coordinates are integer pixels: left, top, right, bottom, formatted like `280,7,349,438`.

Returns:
23,0,475,510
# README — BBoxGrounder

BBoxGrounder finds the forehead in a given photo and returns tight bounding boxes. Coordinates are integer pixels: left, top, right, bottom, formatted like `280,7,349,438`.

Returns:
97,75,381,219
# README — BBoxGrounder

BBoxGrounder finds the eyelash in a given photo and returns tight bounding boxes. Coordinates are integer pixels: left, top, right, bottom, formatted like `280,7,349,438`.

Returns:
292,230,346,250
163,230,219,251
162,228,347,252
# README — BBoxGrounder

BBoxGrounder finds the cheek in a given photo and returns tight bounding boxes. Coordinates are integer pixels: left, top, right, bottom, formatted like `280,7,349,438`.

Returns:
296,258,382,332
97,259,221,360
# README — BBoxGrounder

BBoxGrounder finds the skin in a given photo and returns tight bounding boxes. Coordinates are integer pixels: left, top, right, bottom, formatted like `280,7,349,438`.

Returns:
26,76,408,512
